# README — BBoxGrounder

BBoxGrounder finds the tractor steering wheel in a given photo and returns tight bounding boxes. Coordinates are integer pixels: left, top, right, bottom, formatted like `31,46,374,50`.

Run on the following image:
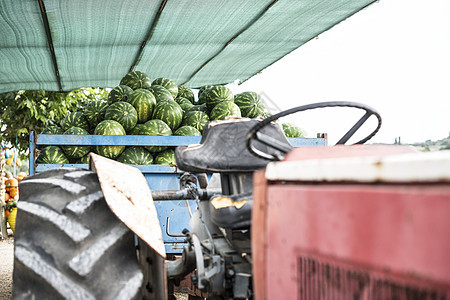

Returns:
246,101,382,161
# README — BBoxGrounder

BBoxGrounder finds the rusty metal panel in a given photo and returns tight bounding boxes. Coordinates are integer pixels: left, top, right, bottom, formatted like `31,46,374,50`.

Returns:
257,182,450,299
89,153,166,258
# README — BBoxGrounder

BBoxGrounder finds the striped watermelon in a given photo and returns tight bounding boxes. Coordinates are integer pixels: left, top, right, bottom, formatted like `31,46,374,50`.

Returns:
120,71,151,90
84,100,109,129
61,127,91,160
204,86,234,113
180,102,195,114
117,147,154,165
148,85,174,102
197,86,213,105
197,85,213,104
174,126,201,136
152,78,178,99
127,89,156,123
187,103,208,114
41,125,63,134
108,85,133,104
176,97,195,113
175,96,190,105
234,91,265,118
181,111,210,133
177,85,194,103
36,146,69,164
104,101,138,132
154,149,176,165
210,101,241,121
282,123,305,138
75,154,90,164
260,111,272,119
93,120,126,158
61,111,90,132
128,123,147,135
152,100,183,131
141,119,172,153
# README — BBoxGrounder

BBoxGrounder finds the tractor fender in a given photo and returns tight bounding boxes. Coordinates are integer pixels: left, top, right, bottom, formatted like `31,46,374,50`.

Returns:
89,153,166,258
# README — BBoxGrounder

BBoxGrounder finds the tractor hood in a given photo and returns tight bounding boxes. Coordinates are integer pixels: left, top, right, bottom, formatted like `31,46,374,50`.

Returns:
0,0,377,93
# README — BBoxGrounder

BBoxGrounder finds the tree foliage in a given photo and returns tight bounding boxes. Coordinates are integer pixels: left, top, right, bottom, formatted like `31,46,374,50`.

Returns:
0,88,108,154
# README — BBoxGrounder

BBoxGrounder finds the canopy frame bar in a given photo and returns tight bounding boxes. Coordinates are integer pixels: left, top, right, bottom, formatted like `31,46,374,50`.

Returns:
181,0,279,86
37,0,63,92
129,0,168,73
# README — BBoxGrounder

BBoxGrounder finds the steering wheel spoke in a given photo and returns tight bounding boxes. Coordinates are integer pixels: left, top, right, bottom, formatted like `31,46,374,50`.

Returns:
246,101,382,161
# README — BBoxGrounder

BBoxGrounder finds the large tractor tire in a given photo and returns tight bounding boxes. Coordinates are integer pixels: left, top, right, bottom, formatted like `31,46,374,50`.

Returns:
13,168,143,299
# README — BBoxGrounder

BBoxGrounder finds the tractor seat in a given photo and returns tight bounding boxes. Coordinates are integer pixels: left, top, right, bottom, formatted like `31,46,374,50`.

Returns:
209,193,253,229
175,118,292,173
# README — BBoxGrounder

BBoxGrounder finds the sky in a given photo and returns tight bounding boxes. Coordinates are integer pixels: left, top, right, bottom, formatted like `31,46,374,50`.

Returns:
232,0,450,145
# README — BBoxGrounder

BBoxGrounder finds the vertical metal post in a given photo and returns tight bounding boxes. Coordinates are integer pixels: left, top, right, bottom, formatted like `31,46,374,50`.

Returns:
29,132,36,175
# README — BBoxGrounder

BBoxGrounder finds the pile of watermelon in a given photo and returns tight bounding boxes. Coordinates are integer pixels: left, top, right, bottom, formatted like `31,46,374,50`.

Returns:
36,71,305,165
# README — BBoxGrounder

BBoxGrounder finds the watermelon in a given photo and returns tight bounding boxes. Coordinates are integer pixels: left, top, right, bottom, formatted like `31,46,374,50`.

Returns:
141,119,172,153
197,86,213,105
152,78,178,99
117,147,154,165
127,89,157,123
175,96,190,105
260,111,272,119
282,123,305,138
148,85,174,102
61,127,91,160
181,111,210,133
128,123,147,135
84,100,109,128
174,126,201,136
93,120,126,158
197,85,213,104
61,111,89,132
104,101,138,132
187,103,208,114
210,101,241,121
36,146,69,164
75,154,90,164
180,102,195,114
177,85,194,103
120,71,151,90
176,97,195,113
108,85,133,104
41,125,63,134
204,86,234,113
154,149,176,165
234,91,265,118
152,100,183,131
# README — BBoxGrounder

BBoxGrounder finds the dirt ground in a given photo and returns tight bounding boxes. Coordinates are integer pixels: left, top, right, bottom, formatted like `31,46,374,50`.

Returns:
0,235,14,300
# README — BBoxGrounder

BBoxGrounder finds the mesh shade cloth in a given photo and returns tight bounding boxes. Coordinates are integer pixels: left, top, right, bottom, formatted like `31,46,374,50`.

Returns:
0,0,376,93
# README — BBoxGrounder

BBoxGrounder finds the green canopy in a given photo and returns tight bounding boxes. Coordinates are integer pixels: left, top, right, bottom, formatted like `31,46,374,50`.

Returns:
0,0,377,93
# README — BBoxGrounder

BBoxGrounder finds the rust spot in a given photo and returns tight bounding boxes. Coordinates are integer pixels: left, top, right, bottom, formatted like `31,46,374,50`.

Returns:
374,160,383,167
